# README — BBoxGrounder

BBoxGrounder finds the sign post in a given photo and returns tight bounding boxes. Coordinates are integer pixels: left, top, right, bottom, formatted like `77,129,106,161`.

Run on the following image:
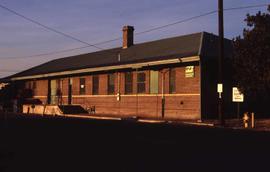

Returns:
232,87,244,119
217,83,223,98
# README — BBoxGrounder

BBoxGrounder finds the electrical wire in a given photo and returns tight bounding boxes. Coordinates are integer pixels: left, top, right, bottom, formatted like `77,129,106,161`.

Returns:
224,4,269,12
0,10,217,59
135,10,217,35
0,3,269,60
0,4,103,50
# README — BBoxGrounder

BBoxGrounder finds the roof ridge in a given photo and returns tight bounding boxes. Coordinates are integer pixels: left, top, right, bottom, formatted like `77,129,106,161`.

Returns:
55,32,206,60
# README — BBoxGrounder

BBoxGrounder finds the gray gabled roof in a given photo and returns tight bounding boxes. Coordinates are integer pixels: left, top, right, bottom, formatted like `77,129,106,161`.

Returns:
4,32,232,81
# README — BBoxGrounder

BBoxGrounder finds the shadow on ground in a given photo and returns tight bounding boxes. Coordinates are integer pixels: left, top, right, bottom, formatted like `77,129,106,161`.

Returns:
1,114,270,172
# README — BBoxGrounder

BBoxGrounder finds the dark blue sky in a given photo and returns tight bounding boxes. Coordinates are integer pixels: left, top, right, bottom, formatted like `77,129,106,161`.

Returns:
0,0,269,77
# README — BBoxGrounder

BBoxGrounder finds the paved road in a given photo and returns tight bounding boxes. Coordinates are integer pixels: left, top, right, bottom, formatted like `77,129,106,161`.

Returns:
1,115,270,172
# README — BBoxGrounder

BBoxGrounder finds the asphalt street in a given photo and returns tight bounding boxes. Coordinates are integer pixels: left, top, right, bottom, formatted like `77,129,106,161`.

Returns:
1,115,270,172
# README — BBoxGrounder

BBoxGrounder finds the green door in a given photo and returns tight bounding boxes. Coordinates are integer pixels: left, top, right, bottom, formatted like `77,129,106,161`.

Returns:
50,80,57,105
150,70,159,94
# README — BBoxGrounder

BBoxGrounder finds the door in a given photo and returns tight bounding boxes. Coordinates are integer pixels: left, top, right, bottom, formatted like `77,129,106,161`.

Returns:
150,70,159,94
50,80,57,105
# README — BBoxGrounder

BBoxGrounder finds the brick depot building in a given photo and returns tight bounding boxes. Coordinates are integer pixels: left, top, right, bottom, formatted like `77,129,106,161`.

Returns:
6,26,233,120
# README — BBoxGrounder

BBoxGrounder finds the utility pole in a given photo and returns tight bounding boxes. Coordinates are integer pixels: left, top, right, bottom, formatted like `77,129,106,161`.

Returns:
218,0,225,125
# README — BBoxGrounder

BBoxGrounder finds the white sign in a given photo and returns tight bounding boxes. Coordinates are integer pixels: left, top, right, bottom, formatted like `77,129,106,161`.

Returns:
232,87,244,102
185,66,194,78
217,83,223,93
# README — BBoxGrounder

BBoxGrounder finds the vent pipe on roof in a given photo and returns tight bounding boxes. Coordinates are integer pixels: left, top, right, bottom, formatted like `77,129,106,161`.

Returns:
122,25,134,49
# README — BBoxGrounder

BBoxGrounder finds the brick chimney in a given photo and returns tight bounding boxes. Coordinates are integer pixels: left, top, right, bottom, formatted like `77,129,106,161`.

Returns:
122,25,134,49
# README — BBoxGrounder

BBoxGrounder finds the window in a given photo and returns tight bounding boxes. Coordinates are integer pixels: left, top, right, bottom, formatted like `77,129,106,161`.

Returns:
33,81,37,90
56,79,62,96
27,81,36,91
26,82,32,89
79,78,86,95
150,70,159,94
169,68,176,93
32,81,37,95
107,73,115,94
125,72,133,94
137,72,146,93
92,75,99,95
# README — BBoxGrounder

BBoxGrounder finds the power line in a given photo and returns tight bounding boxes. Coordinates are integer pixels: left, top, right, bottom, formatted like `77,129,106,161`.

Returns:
0,46,92,59
136,4,270,35
0,37,124,60
224,4,269,11
135,10,217,35
0,3,103,50
0,10,217,60
0,3,269,60
136,3,269,36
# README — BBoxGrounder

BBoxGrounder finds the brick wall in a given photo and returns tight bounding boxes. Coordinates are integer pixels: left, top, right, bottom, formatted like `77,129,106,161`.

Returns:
29,64,201,120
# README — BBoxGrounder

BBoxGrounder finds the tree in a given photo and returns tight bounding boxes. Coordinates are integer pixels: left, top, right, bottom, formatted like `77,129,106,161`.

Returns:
0,82,32,112
233,5,270,100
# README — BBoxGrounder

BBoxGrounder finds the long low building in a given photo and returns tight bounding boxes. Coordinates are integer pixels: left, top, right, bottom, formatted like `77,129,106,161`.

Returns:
3,26,233,120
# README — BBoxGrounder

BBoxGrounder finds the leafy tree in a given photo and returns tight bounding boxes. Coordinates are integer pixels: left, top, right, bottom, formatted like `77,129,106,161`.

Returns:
233,5,270,100
0,82,32,112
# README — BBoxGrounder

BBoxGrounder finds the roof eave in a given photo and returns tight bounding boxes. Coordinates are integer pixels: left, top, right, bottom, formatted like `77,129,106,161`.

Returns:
11,55,200,81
